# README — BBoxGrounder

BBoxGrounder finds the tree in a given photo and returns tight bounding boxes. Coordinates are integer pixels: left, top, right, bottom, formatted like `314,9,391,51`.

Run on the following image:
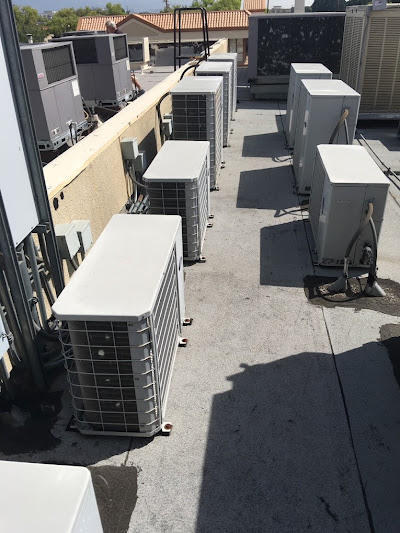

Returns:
311,0,346,10
13,6,47,43
160,3,185,12
47,8,79,37
191,0,241,9
102,3,129,15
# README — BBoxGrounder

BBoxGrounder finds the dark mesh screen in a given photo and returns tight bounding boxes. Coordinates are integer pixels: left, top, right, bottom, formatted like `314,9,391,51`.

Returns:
114,35,128,61
42,45,75,84
71,38,98,64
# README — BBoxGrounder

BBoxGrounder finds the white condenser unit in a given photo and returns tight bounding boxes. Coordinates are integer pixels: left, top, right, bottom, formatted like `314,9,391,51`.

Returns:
53,34,133,107
293,79,360,194
0,461,103,533
171,76,223,191
52,215,186,437
340,5,400,115
208,52,238,118
20,42,87,151
285,63,332,149
309,145,389,266
143,141,211,261
196,61,233,146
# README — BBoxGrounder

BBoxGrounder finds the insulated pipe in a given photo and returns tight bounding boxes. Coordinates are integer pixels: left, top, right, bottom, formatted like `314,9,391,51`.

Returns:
25,235,49,332
329,108,350,144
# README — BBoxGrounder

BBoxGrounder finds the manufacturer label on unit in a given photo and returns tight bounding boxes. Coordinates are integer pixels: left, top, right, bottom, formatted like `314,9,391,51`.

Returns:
71,79,80,97
37,72,44,79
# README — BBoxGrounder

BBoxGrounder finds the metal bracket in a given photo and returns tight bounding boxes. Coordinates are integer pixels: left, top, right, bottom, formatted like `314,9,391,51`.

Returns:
183,318,193,326
32,223,49,234
179,337,188,347
207,223,213,229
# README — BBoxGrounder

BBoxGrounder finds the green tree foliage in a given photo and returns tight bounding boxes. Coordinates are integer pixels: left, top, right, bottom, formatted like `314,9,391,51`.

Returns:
311,0,346,11
47,8,79,37
103,3,129,15
191,0,241,9
13,5,47,43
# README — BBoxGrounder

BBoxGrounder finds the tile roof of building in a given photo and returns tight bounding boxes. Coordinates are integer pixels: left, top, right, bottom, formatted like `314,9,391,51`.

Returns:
243,0,266,11
77,10,250,33
76,15,127,32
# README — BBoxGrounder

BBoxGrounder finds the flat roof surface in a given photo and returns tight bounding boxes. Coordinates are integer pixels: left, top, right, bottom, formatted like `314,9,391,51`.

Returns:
52,214,181,321
144,141,210,182
4,89,400,533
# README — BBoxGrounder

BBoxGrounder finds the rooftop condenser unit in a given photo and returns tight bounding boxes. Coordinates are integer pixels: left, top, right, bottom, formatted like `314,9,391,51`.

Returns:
196,61,233,147
170,76,223,191
309,144,389,266
0,461,103,533
52,214,186,437
143,141,211,261
20,42,87,151
340,5,400,116
208,52,238,118
293,79,360,194
285,63,332,149
52,34,133,107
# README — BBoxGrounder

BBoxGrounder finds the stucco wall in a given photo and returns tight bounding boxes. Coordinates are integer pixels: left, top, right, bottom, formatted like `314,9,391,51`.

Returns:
44,39,229,247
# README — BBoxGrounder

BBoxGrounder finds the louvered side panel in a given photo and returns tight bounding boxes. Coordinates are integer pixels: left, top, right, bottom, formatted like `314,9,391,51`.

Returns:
213,86,223,188
309,152,326,242
340,16,355,85
197,157,209,253
341,15,365,91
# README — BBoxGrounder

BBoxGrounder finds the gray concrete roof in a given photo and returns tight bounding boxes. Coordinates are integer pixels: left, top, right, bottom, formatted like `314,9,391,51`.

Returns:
2,90,400,533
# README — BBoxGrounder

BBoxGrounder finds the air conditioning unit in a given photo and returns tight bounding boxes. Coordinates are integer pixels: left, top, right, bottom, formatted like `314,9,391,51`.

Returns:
340,5,400,115
208,52,238,118
196,61,233,147
293,79,360,194
52,34,133,107
309,145,389,266
52,215,185,437
143,141,211,261
170,76,223,191
20,42,87,151
286,63,332,149
0,461,103,532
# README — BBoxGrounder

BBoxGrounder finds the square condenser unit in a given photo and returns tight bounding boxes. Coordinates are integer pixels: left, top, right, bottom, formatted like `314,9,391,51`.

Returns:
52,34,133,107
171,76,223,191
143,141,211,261
293,79,360,194
208,52,238,118
20,42,87,151
340,5,400,115
0,461,103,533
285,63,332,149
52,215,186,437
309,145,389,267
196,61,233,146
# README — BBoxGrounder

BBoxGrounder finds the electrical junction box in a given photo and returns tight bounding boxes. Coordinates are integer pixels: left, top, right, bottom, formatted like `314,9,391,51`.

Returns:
285,63,332,149
162,118,173,137
208,52,238,117
0,33,39,247
0,461,103,533
72,220,92,254
144,140,211,260
55,223,81,260
121,137,139,161
309,144,389,266
196,61,233,147
136,151,147,172
20,42,87,151
293,79,360,194
0,315,9,360
52,215,185,437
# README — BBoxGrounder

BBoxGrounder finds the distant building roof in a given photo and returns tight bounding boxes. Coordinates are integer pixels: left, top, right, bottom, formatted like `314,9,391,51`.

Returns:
77,11,250,33
76,15,127,32
242,0,266,11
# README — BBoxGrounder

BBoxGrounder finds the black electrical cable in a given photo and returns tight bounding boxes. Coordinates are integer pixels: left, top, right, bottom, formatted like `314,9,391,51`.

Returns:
179,58,205,80
156,91,171,144
366,216,379,289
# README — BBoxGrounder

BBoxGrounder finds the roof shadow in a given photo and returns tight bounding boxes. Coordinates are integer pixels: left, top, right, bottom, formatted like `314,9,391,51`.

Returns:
260,220,313,287
237,166,299,215
242,131,288,158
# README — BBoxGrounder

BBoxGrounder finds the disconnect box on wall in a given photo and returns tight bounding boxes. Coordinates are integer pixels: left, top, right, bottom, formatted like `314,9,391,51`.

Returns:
121,137,139,161
55,223,80,260
72,220,92,254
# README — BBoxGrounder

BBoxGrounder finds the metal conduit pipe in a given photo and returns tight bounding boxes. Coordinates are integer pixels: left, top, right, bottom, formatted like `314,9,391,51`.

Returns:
25,235,50,332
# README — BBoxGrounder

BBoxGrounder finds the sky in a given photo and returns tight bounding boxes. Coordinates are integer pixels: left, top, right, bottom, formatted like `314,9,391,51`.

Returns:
14,0,300,13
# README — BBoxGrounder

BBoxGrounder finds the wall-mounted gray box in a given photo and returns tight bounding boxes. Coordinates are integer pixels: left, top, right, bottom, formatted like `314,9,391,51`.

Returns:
72,220,92,254
55,223,80,260
20,42,87,151
121,137,139,161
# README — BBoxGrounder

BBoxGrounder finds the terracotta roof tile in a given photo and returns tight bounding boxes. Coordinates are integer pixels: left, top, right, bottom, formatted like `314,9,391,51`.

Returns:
243,0,266,11
76,15,127,32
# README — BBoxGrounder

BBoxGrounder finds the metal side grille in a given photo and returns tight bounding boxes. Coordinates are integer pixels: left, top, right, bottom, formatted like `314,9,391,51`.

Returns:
197,156,209,253
362,17,400,112
340,15,364,90
61,318,160,436
198,71,230,147
172,91,221,189
309,152,326,241
114,35,128,61
71,38,98,64
151,247,180,414
43,46,75,84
